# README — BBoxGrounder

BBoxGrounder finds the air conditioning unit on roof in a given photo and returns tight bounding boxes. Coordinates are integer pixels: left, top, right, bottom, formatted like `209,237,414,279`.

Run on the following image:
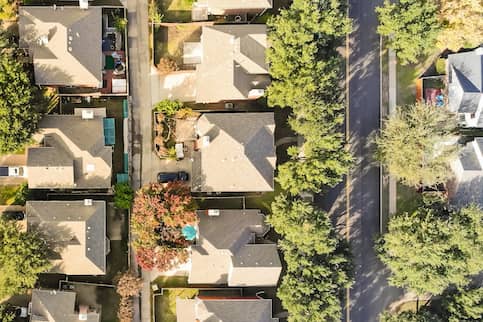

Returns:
207,209,220,217
81,109,94,120
79,0,88,9
84,199,93,206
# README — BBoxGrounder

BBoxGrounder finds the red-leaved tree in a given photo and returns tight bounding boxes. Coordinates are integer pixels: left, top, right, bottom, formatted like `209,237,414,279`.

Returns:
131,182,197,271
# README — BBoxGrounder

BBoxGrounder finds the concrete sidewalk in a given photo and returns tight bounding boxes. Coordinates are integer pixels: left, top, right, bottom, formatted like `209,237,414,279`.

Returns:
388,49,397,215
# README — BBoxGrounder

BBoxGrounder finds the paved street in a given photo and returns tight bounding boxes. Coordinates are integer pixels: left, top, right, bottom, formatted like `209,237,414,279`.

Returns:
317,1,403,321
346,2,403,321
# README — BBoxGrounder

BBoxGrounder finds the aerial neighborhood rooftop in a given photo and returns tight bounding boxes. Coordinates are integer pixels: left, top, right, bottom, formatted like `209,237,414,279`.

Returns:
0,1,482,322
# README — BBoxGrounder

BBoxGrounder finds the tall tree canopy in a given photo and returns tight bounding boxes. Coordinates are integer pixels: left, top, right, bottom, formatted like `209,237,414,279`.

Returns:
267,0,350,109
0,218,51,298
376,103,458,187
380,309,442,322
269,195,353,321
268,0,352,194
438,0,483,51
376,0,441,65
0,0,16,21
0,53,40,154
0,304,15,322
377,204,483,295
441,286,483,322
131,182,197,271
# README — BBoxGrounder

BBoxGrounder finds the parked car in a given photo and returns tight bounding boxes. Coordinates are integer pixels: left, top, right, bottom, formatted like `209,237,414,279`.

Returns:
2,211,25,220
0,166,26,177
157,171,189,183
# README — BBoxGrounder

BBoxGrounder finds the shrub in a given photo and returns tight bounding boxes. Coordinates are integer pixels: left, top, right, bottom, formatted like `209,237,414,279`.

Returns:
153,99,183,117
157,57,178,75
114,183,134,210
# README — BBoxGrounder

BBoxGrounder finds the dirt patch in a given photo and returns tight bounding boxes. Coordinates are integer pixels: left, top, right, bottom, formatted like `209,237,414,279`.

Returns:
153,23,211,67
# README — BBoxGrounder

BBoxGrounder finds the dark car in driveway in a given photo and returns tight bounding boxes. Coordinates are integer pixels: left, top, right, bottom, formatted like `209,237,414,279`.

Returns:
157,171,189,183
2,211,25,220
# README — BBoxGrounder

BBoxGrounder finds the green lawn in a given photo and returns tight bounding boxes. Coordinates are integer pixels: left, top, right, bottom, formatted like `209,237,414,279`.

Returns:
0,184,27,205
396,49,442,106
245,183,282,215
155,288,198,322
158,0,194,22
152,276,189,288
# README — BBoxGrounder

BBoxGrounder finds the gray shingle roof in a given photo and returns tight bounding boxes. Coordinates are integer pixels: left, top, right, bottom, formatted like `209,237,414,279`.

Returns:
19,6,103,87
27,111,112,189
176,298,278,322
26,200,107,275
194,24,270,103
448,49,483,114
191,113,276,193
31,289,100,322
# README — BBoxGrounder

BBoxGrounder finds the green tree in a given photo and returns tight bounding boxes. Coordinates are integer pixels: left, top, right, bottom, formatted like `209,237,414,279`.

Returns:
0,0,16,21
0,218,51,298
269,196,352,321
438,0,483,51
277,240,352,322
277,145,350,195
380,309,443,322
114,182,134,210
153,99,183,117
0,304,15,322
0,53,40,154
269,194,337,254
442,287,483,322
377,204,483,295
267,0,350,109
376,0,441,65
376,103,458,187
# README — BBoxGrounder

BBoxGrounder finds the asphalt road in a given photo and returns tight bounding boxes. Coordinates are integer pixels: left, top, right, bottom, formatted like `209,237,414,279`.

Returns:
316,1,403,321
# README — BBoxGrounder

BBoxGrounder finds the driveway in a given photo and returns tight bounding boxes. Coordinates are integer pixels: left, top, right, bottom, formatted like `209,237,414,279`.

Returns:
151,69,196,103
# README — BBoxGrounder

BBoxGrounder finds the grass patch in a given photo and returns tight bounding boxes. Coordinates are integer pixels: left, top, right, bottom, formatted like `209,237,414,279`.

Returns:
153,23,201,66
158,0,194,22
152,276,188,288
396,49,442,106
396,183,423,214
155,288,198,322
245,183,282,214
0,184,28,205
